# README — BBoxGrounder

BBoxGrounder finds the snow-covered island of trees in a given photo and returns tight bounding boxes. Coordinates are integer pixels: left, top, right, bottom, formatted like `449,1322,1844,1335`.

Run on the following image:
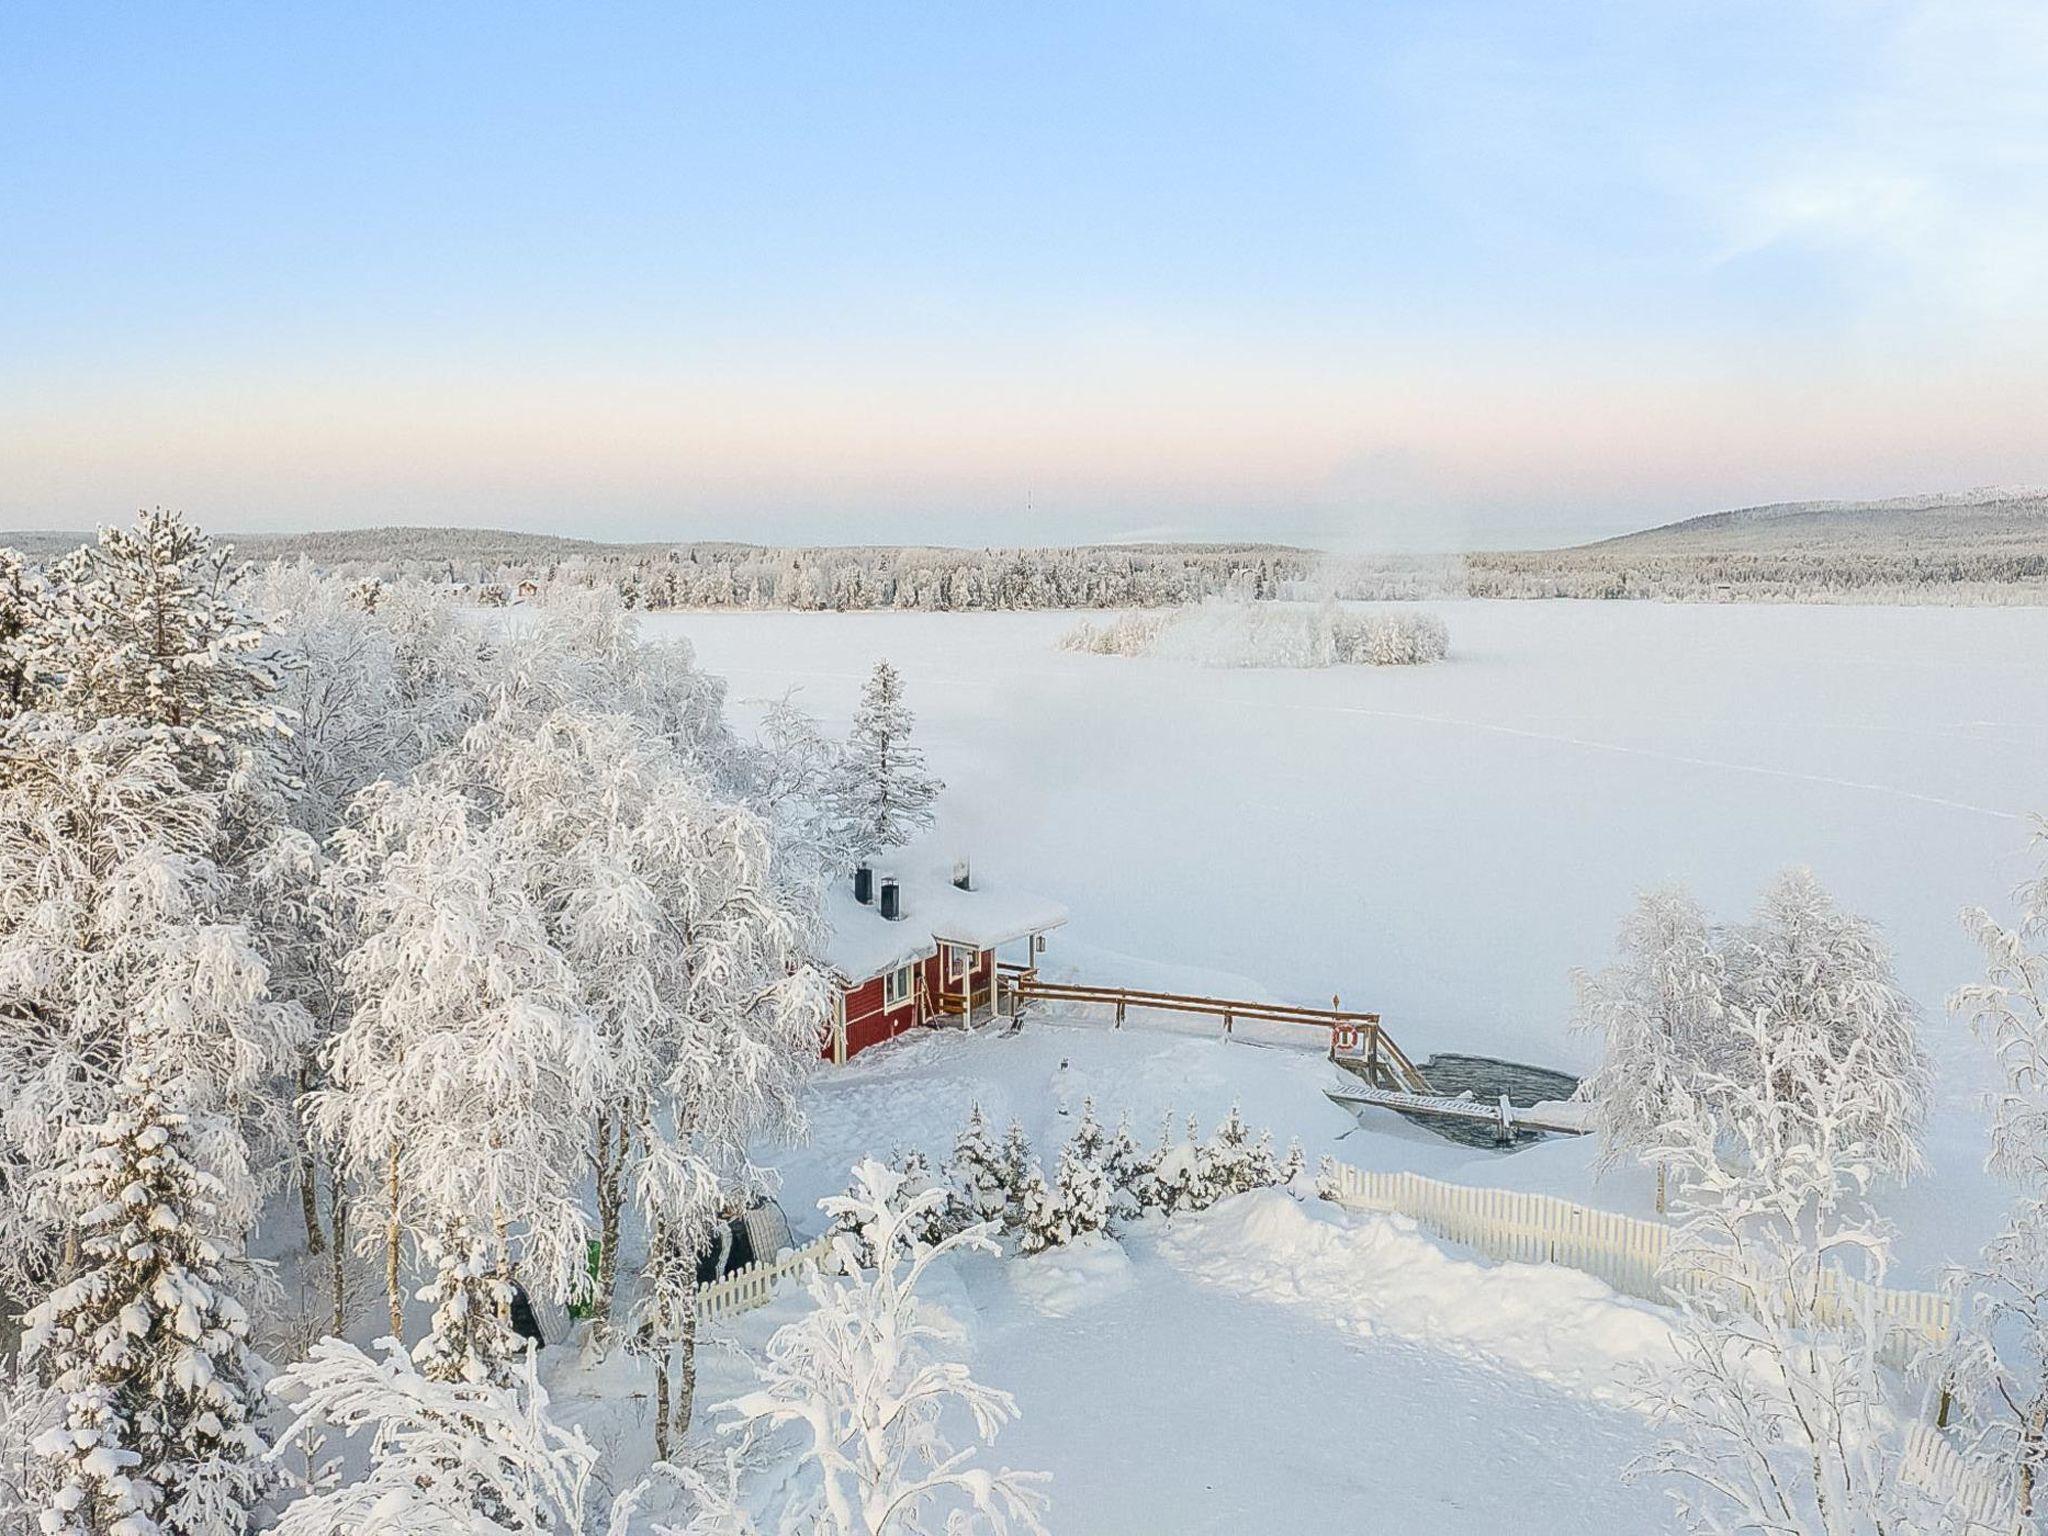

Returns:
4,510,2048,1534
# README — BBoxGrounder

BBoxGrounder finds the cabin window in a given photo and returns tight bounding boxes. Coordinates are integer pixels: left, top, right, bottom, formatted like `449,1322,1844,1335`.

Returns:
885,963,914,1008
943,943,971,982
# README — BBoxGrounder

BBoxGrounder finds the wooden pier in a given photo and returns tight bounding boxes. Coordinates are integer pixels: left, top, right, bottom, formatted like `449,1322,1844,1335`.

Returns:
1002,967,1432,1094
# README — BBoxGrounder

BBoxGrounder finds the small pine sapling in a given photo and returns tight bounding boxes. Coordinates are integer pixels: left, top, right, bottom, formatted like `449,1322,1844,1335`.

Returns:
1151,1117,1213,1215
1052,1135,1113,1243
1198,1104,1258,1197
1099,1112,1147,1222
999,1120,1036,1234
1014,1165,1058,1254
948,1103,1009,1227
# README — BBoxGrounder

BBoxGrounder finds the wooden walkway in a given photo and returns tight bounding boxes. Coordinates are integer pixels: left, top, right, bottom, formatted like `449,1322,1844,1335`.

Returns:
1003,968,1431,1093
1323,1082,1590,1142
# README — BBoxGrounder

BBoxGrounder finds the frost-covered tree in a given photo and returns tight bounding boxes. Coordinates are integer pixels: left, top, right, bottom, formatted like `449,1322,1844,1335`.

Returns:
35,509,287,790
997,1122,1035,1233
1630,1001,1944,1535
1150,1116,1212,1215
0,717,304,1301
828,661,942,862
1573,886,1730,1190
1022,1137,1112,1254
947,1105,1008,1228
317,776,602,1340
0,547,50,718
21,1063,268,1536
1575,873,1929,1210
1199,1105,1265,1198
1098,1114,1147,1222
268,1337,640,1536
439,701,827,1333
412,1219,520,1390
1945,822,2048,1520
1723,869,1930,1187
709,1161,1047,1534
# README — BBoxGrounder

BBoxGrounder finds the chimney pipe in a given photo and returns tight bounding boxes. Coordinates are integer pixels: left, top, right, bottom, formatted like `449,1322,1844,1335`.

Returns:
853,865,874,906
952,859,972,891
878,878,901,921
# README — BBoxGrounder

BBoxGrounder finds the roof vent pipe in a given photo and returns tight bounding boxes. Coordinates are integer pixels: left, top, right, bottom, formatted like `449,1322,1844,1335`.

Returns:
853,865,874,906
878,878,901,922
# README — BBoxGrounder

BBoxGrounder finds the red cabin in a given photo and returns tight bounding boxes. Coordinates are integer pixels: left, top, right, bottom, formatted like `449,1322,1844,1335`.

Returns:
823,857,1067,1063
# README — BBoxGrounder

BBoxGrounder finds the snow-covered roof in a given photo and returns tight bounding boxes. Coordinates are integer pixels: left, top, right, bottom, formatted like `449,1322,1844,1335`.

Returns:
823,856,1068,983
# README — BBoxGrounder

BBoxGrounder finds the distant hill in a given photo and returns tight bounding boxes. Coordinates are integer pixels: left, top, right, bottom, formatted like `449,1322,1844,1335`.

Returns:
1582,487,2048,556
1470,488,2048,603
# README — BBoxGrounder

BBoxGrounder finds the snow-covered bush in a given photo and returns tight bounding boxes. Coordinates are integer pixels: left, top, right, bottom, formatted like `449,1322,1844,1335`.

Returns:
1059,599,1450,670
1149,1116,1214,1215
20,1063,270,1536
703,1161,1048,1534
1055,613,1171,656
268,1336,639,1536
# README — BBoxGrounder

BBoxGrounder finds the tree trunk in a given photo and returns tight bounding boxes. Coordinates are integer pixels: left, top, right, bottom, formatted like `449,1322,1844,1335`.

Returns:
594,1113,627,1326
328,1181,350,1338
385,1147,405,1342
653,1359,672,1464
674,1291,699,1437
298,1063,326,1254
2018,1388,2048,1518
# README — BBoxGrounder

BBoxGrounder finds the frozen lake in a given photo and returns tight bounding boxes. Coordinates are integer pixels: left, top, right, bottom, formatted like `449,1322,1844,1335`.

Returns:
653,601,2043,1064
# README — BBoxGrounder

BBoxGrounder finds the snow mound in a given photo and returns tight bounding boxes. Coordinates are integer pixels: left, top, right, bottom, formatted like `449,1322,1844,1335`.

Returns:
1159,1189,1677,1401
1009,1234,1136,1318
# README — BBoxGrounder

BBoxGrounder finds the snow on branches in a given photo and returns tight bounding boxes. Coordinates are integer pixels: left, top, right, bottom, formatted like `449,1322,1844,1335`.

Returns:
20,1063,269,1536
827,661,941,864
704,1160,1047,1535
1575,869,1930,1206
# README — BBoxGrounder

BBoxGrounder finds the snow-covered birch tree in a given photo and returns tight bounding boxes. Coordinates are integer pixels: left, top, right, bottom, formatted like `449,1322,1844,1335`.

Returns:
1573,886,1730,1196
1945,819,2048,1522
316,775,602,1340
827,661,942,863
704,1161,1047,1535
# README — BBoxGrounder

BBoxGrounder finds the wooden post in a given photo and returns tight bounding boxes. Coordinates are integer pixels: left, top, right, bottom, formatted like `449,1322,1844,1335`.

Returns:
1223,1009,1233,1036
1114,997,1125,1028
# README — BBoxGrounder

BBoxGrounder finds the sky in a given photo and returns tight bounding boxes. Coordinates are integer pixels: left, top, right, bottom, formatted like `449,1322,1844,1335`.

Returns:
3,1,2046,550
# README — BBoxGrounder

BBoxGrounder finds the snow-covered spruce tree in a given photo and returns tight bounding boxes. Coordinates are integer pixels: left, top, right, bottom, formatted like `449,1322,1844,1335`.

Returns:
998,1121,1035,1234
1630,1001,1946,1535
35,509,287,793
0,546,50,718
268,1337,641,1536
827,660,942,863
1278,1138,1306,1188
21,1061,268,1536
1572,886,1730,1196
1050,1135,1114,1247
0,717,305,1304
1945,821,2048,1520
317,775,602,1343
1098,1113,1147,1222
1070,1099,1105,1163
411,1218,520,1390
1151,1116,1213,1215
947,1104,1008,1228
1200,1104,1260,1198
710,1161,1047,1534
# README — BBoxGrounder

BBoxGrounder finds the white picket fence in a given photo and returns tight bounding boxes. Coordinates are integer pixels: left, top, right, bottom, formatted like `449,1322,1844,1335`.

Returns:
1323,1164,1953,1372
1902,1422,2024,1534
695,1233,833,1324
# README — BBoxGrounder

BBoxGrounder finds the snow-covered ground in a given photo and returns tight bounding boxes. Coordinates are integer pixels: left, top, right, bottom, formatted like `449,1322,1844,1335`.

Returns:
649,599,2048,1284
552,1017,1683,1533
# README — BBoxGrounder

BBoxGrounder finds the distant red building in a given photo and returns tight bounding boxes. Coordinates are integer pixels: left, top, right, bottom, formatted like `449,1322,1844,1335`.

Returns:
823,858,1067,1063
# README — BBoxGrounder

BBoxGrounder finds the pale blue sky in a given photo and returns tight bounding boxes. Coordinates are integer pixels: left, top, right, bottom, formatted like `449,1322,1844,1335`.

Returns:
3,2,2044,547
